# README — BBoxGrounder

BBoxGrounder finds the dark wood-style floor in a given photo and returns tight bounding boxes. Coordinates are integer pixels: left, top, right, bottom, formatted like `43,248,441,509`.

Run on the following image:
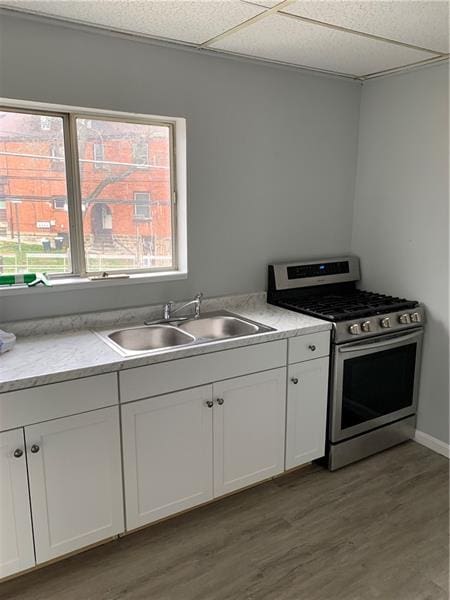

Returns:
2,442,448,600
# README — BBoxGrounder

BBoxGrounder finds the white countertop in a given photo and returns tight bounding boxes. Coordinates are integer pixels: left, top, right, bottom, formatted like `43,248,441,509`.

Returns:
0,294,331,393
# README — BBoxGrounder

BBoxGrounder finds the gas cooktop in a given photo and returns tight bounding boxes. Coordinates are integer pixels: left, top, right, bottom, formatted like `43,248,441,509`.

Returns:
276,289,418,322
268,256,424,343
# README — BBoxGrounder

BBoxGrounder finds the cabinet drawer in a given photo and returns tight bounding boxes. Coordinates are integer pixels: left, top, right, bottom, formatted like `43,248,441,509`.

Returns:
120,340,287,403
288,331,330,364
0,373,118,431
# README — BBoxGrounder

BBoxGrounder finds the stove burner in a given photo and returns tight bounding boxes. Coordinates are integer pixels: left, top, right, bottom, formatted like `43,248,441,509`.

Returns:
279,290,418,322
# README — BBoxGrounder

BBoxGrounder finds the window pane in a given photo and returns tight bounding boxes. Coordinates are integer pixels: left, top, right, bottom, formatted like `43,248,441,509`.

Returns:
0,110,71,275
76,118,173,273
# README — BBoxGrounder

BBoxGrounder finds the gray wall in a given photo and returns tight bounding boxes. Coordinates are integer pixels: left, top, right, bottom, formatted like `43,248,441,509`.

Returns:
352,63,449,444
0,13,360,320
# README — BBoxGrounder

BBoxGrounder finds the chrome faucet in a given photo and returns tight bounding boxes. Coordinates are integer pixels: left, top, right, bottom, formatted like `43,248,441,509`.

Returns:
163,293,203,321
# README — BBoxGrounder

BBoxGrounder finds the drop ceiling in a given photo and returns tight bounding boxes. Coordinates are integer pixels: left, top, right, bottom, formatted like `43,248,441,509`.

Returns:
1,0,448,79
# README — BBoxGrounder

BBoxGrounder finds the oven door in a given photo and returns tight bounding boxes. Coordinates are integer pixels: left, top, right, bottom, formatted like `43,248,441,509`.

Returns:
330,328,423,443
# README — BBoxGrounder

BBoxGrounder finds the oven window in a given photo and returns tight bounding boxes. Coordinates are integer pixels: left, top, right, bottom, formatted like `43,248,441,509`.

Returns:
341,343,417,429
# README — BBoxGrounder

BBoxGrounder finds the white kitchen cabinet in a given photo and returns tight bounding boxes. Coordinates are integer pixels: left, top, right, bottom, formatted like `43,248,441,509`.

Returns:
0,429,35,579
213,368,286,497
122,386,214,530
0,332,331,580
285,357,329,469
26,407,124,563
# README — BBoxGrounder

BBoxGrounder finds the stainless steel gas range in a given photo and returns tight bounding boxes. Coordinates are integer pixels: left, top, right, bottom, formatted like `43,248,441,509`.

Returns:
268,256,425,470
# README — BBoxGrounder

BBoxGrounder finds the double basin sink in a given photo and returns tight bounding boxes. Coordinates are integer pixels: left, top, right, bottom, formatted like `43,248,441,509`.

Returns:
99,311,275,357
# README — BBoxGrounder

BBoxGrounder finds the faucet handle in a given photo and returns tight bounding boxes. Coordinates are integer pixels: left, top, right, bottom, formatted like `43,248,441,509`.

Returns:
194,293,203,318
163,301,174,320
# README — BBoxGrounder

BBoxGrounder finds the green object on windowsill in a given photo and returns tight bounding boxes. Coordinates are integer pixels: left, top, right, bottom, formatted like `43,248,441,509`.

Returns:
0,273,52,287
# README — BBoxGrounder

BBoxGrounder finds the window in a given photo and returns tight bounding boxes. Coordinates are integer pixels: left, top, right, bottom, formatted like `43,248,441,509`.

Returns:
93,142,105,169
132,141,148,167
0,111,71,275
53,196,67,210
134,192,151,220
0,106,182,280
40,115,51,130
50,144,65,170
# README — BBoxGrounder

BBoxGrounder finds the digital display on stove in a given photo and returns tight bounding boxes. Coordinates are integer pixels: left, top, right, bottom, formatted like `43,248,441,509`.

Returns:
287,261,350,280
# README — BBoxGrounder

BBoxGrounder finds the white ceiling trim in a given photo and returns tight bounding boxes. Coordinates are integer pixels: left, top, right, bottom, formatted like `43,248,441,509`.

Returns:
205,44,359,78
0,6,358,81
0,5,447,82
359,54,450,81
199,0,295,48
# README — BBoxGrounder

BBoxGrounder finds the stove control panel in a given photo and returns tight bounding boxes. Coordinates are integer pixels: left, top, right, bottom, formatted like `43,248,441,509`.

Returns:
336,306,425,343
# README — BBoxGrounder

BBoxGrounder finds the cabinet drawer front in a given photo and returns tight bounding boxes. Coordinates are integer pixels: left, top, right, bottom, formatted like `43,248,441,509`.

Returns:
0,373,118,431
120,340,287,403
288,331,330,364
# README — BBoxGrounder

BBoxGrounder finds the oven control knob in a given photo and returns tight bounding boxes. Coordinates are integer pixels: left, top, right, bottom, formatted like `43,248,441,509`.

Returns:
349,323,361,335
380,317,391,328
399,313,411,324
410,312,421,323
361,321,371,333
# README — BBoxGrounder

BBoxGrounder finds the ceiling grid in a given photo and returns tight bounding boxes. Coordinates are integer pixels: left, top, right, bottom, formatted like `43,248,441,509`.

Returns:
1,0,448,80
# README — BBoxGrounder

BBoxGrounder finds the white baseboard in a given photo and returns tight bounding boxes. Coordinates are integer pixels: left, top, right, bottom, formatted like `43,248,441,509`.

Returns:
414,430,450,458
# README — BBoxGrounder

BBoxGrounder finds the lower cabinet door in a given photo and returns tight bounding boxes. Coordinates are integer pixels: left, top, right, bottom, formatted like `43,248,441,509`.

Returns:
213,368,286,497
0,429,35,578
121,386,214,530
285,357,329,469
26,407,124,564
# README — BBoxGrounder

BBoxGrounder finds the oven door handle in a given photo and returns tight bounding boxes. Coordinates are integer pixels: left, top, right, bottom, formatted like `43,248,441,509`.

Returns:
338,330,422,354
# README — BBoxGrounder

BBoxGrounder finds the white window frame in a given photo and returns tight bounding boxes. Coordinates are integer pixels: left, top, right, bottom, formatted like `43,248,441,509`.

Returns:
93,142,105,169
133,192,151,220
40,115,51,130
50,143,65,170
132,141,149,167
53,196,67,210
0,98,187,296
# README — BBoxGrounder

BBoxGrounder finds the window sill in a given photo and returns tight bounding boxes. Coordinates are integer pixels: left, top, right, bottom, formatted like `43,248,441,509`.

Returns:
0,269,188,296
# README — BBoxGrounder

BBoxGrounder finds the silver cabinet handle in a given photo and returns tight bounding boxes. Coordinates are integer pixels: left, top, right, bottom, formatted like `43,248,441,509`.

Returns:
291,377,299,385
216,398,224,405
30,444,40,454
206,400,214,408
13,448,23,458
309,345,316,351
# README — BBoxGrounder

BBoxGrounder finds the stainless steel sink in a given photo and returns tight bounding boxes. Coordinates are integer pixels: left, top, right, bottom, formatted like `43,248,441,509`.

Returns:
179,315,259,339
108,325,195,353
97,311,274,357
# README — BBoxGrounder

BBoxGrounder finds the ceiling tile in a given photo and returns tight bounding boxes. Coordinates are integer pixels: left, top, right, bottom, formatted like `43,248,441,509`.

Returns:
211,13,436,76
4,0,265,45
261,0,449,53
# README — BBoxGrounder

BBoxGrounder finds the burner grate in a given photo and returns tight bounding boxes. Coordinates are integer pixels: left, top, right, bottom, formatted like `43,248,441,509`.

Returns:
281,290,418,321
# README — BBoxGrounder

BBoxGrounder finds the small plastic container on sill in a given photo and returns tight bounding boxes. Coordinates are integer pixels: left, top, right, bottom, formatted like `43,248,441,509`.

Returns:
0,330,16,354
